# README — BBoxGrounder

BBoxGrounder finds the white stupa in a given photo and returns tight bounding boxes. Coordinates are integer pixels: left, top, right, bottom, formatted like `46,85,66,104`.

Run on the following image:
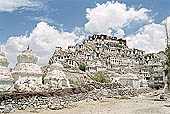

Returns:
12,46,43,92
0,46,14,92
44,62,70,90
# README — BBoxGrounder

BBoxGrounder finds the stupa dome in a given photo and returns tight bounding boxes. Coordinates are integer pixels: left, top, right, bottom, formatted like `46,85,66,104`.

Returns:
17,46,38,64
12,63,43,75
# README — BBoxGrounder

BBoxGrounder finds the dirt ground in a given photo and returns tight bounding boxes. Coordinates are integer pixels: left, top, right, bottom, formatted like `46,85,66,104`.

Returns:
12,93,170,114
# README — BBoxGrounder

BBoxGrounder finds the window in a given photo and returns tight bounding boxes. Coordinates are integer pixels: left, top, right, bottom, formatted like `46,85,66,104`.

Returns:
69,60,72,65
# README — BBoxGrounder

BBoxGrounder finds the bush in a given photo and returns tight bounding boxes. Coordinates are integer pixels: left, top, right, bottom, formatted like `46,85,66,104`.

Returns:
79,63,86,72
92,71,111,83
69,79,80,85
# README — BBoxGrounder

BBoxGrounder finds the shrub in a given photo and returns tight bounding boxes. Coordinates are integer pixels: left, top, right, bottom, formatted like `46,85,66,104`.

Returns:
69,79,80,85
79,63,86,72
92,71,111,83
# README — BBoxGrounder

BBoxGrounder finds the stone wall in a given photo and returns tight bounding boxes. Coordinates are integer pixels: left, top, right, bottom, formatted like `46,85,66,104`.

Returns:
63,69,87,83
0,82,153,113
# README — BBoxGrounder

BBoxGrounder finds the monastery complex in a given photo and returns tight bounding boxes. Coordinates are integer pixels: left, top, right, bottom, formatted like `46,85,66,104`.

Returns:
49,34,166,88
0,34,167,92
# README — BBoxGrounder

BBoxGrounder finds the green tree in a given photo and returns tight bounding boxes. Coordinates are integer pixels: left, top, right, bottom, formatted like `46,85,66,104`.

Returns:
79,63,86,72
92,71,111,83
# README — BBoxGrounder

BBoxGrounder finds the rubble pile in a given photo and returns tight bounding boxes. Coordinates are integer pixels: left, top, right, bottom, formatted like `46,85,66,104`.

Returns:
137,87,154,94
0,82,153,113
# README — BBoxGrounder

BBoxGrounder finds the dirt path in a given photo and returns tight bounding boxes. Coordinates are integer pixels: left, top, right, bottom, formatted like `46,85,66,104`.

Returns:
12,95,170,114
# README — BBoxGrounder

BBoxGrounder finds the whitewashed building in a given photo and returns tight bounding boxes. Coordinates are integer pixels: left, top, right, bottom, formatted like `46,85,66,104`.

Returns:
119,73,140,88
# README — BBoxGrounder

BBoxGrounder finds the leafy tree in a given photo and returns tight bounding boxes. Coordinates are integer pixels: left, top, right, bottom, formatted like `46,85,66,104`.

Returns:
92,71,111,83
79,63,86,72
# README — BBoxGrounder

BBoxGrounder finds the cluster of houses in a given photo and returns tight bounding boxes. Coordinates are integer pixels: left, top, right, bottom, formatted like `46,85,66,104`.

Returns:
49,34,166,88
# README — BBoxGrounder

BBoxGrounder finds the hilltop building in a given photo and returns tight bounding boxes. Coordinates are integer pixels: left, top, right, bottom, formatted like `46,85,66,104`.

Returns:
49,34,165,88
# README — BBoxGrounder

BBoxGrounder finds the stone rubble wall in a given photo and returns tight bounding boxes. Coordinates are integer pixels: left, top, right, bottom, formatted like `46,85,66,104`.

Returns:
0,82,153,113
63,69,87,83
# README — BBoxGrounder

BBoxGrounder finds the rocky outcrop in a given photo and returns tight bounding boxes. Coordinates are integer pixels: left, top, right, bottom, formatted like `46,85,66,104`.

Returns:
0,51,14,92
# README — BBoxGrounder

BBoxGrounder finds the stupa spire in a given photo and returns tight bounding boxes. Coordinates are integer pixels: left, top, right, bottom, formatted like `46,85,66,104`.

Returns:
27,45,30,50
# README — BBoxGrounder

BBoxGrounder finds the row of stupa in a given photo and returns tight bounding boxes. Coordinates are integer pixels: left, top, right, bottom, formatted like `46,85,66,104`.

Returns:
0,46,70,92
